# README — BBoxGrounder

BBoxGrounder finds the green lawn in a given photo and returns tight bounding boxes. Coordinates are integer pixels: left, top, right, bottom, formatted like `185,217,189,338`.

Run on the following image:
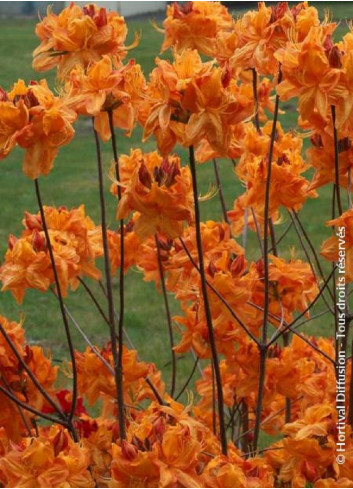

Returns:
0,6,352,397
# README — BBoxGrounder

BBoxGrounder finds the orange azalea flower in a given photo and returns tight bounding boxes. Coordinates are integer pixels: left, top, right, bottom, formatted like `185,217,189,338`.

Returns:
203,447,275,488
224,2,322,76
333,30,353,136
33,3,137,79
160,1,233,57
228,122,316,230
0,427,94,488
116,150,194,239
0,315,25,371
195,77,276,163
308,132,353,191
140,49,253,155
321,209,353,282
225,2,295,75
75,345,163,416
0,205,102,303
67,56,145,141
0,79,76,179
195,122,246,164
275,25,341,128
266,404,337,487
111,401,211,488
24,346,58,412
247,255,318,328
268,254,318,323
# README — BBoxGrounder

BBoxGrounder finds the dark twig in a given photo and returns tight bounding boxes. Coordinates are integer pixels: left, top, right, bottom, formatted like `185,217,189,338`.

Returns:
107,111,126,431
189,145,228,455
213,159,229,223
252,68,260,132
253,66,282,452
0,319,66,422
0,384,67,426
34,179,78,441
267,267,337,346
92,121,125,440
331,105,343,216
175,356,199,401
155,234,176,397
78,277,110,326
1,376,32,437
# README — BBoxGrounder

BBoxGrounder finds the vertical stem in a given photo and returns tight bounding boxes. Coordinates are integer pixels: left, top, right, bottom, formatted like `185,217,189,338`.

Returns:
107,111,126,438
270,216,291,421
211,362,217,436
92,122,125,440
213,158,229,223
331,105,343,216
253,66,282,452
34,179,78,442
252,68,260,132
189,145,228,455
269,219,277,256
155,234,176,397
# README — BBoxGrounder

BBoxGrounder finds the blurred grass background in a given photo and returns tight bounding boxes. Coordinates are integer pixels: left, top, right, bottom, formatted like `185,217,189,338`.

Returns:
0,3,352,398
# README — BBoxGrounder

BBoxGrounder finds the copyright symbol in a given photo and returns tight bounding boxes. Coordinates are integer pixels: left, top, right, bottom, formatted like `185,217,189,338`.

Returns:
336,454,345,464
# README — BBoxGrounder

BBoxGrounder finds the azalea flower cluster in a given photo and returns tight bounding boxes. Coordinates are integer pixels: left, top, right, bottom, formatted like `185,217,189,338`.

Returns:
0,79,76,179
0,205,102,302
0,2,352,488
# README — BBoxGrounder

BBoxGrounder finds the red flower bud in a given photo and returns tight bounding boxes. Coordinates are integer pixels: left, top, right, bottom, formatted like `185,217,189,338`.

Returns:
32,229,47,252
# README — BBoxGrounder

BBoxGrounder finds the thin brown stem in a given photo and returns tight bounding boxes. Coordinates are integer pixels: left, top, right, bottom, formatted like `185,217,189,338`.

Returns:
269,221,292,252
78,277,110,326
0,321,65,420
268,267,337,346
269,218,277,256
213,158,229,223
189,145,228,455
0,384,67,426
251,207,264,257
252,68,260,132
253,66,282,452
1,376,32,437
290,212,335,321
331,105,343,216
175,356,199,401
292,210,335,304
155,234,176,397
107,110,126,439
92,121,125,440
98,281,166,406
34,180,78,441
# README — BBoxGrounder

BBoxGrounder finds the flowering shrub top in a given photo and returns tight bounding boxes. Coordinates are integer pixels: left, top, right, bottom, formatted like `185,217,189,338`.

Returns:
0,2,352,488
